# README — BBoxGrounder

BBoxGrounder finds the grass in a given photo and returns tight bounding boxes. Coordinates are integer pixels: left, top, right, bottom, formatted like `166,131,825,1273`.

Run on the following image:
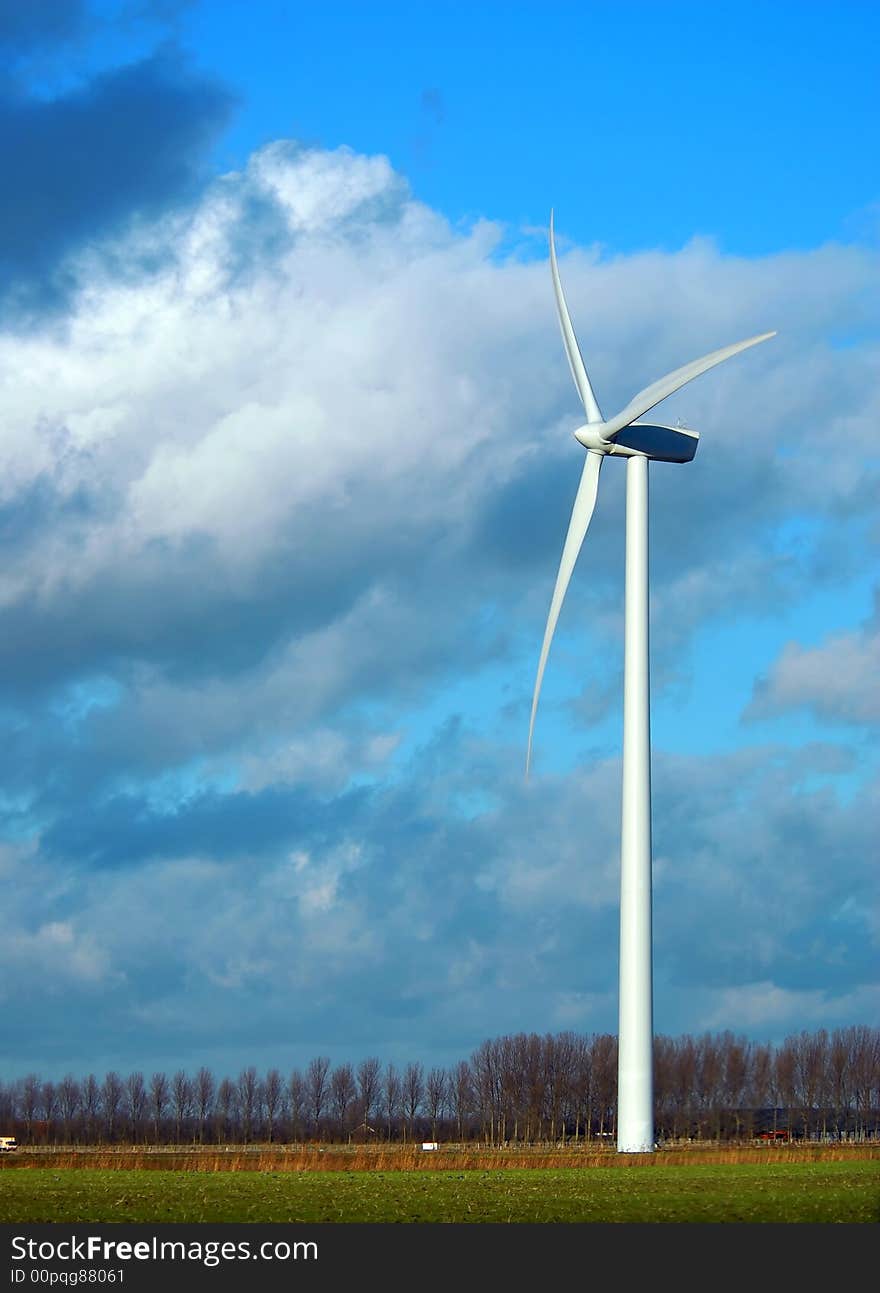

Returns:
1,1160,877,1223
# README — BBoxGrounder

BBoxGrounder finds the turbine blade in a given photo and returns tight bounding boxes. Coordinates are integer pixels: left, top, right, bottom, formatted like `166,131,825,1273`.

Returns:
526,449,603,776
603,331,777,439
550,211,604,424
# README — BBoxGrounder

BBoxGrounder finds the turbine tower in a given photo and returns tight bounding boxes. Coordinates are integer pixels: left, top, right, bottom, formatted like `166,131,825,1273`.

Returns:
528,214,775,1154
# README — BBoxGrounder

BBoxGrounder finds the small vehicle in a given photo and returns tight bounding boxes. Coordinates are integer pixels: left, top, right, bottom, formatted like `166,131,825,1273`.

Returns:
0,1136,17,1152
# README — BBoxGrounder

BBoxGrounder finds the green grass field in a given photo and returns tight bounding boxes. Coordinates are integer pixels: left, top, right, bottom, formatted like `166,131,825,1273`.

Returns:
2,1161,877,1223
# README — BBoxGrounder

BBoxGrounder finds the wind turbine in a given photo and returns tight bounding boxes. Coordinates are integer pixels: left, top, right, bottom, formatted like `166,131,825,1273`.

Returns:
528,214,776,1154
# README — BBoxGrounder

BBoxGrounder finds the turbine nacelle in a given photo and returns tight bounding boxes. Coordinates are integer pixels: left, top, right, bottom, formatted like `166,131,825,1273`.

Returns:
572,421,700,462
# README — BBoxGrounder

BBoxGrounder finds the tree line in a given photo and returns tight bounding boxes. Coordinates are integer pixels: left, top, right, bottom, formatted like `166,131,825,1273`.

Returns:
1,1026,877,1146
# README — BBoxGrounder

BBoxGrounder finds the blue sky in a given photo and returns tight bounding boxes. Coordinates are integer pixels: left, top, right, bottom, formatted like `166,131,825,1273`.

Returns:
1,0,877,1081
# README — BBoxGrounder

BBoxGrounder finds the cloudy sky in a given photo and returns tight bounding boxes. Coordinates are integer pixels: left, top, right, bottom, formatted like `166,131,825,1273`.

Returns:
1,0,877,1081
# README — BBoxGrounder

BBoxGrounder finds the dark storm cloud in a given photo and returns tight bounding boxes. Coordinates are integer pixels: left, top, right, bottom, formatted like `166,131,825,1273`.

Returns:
0,510,473,731
7,730,871,1076
41,780,372,868
0,47,234,315
0,523,362,696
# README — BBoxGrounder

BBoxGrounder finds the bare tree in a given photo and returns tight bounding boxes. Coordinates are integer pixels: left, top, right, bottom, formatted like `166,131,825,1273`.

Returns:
549,1033,577,1144
792,1029,828,1140
695,1034,724,1140
263,1069,283,1144
847,1025,879,1139
497,1035,523,1142
774,1039,798,1138
149,1072,170,1144
828,1029,852,1139
425,1068,447,1142
591,1035,617,1141
672,1036,698,1141
568,1035,592,1143
215,1078,237,1143
237,1067,260,1143
171,1071,192,1144
288,1070,306,1142
125,1073,146,1144
82,1075,101,1143
522,1035,546,1142
19,1074,40,1143
356,1057,382,1140
497,1032,542,1144
749,1042,773,1135
470,1041,501,1144
57,1075,81,1144
402,1062,424,1143
721,1033,752,1140
306,1057,331,1140
381,1063,402,1142
0,1081,15,1134
653,1035,676,1141
813,1032,833,1138
194,1068,215,1144
449,1061,473,1142
39,1080,58,1141
101,1072,123,1144
330,1064,357,1141
868,1029,880,1139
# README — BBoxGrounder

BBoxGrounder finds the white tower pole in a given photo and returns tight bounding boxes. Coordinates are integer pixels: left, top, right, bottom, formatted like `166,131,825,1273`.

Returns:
617,451,654,1153
534,218,775,1151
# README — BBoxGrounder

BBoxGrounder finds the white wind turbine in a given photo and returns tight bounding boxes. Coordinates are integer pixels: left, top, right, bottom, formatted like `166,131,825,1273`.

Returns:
528,214,776,1153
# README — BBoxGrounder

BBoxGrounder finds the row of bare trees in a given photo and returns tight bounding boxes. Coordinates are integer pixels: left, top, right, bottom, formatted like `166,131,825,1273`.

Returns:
1,1026,877,1146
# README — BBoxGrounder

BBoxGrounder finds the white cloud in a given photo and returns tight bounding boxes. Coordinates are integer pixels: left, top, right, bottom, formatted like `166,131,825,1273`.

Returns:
0,918,113,994
747,598,880,725
248,141,405,231
698,981,880,1033
1,139,878,1074
1,140,876,632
